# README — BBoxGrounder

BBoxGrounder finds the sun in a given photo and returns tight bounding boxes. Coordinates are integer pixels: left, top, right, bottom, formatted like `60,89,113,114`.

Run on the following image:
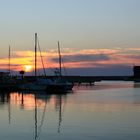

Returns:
24,65,33,72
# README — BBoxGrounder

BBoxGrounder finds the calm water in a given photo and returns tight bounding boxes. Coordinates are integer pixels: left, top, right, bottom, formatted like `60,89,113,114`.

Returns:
0,81,140,140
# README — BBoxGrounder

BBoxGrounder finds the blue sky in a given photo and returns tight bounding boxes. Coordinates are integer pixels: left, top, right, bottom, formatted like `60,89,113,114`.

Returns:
0,0,140,75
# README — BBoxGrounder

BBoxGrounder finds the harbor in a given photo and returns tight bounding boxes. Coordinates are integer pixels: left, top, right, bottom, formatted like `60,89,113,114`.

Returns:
0,1,140,139
1,33,139,92
0,81,140,140
0,66,140,91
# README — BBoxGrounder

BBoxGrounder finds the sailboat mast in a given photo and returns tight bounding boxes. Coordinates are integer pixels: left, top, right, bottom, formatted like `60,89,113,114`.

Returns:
8,45,11,74
58,41,62,76
35,33,37,77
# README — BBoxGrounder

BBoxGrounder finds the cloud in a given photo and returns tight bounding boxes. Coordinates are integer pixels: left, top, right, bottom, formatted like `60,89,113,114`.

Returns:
127,48,140,51
0,47,140,73
125,55,140,59
79,48,120,55
51,54,110,63
13,51,34,57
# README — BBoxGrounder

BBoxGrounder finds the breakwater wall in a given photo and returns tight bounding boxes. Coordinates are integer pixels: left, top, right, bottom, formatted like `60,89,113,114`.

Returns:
24,76,134,84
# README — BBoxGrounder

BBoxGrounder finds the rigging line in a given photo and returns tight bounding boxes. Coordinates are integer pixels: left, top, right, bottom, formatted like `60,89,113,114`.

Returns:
45,50,63,75
8,45,11,75
57,45,67,76
45,50,55,73
37,39,47,77
61,58,67,76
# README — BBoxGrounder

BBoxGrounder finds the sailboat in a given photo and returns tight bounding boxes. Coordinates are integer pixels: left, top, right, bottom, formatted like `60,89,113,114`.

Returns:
18,33,53,91
0,46,18,90
45,41,74,92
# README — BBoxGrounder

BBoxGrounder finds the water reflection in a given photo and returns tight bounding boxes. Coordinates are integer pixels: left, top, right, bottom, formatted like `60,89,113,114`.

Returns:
0,91,10,104
0,82,140,140
0,90,72,140
134,82,140,88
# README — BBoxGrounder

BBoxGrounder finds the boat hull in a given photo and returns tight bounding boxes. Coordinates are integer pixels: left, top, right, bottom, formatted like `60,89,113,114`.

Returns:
46,84,73,92
18,83,47,91
18,82,73,92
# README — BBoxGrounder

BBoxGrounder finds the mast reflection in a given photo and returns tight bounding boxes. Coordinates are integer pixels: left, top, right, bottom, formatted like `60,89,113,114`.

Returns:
0,91,11,124
55,94,67,133
0,90,72,139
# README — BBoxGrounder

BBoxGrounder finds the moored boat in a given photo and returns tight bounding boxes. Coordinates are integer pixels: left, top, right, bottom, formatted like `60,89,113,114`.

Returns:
45,41,73,92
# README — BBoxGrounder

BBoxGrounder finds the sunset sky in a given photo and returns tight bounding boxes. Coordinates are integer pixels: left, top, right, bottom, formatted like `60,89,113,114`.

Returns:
0,0,140,75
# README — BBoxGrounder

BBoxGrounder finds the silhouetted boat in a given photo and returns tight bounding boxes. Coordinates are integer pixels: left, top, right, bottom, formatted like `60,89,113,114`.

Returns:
46,41,73,92
46,79,74,92
0,46,18,91
18,33,52,91
0,72,17,90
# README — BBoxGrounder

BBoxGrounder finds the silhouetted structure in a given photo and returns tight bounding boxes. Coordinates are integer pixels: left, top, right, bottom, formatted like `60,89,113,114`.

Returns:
133,66,140,78
19,70,25,80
